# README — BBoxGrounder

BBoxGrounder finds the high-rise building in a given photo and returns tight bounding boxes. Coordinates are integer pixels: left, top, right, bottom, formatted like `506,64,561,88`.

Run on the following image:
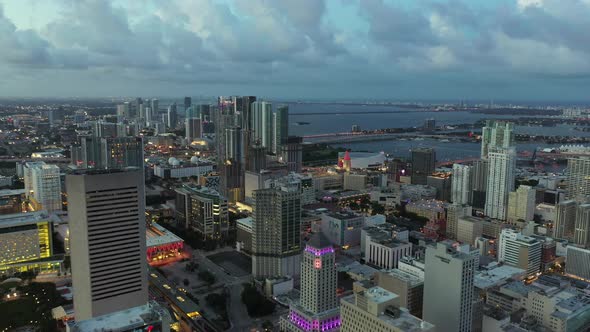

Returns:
498,229,541,277
100,137,144,170
24,162,61,212
134,97,143,117
116,103,130,119
565,246,590,281
566,156,590,201
555,200,577,240
66,169,148,321
426,172,451,201
376,266,424,318
280,233,341,332
452,164,472,205
225,127,243,163
166,103,177,129
457,216,484,245
574,203,590,247
282,136,303,173
485,148,516,220
252,101,273,149
185,118,202,142
150,99,159,116
184,96,192,111
341,285,435,332
411,148,435,185
246,143,267,172
507,185,536,222
470,159,489,209
480,121,515,158
273,105,289,154
446,204,473,240
174,186,229,240
423,242,477,332
252,174,302,278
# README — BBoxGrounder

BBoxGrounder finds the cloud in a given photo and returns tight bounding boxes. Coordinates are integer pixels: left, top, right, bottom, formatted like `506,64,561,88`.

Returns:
0,0,590,99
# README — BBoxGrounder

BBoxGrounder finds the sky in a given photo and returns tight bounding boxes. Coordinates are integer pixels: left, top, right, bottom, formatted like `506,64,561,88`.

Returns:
1,0,590,101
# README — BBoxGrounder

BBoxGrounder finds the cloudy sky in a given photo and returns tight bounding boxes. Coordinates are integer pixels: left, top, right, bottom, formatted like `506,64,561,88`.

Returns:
1,0,589,101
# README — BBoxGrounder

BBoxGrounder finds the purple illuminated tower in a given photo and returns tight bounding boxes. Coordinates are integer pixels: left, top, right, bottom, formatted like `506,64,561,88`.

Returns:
280,233,341,332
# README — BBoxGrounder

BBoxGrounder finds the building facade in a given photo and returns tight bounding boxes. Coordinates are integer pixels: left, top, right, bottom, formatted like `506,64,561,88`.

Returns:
24,161,61,212
485,148,516,220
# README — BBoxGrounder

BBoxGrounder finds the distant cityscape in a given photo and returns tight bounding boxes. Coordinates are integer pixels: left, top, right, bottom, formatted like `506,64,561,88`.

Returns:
1,95,590,332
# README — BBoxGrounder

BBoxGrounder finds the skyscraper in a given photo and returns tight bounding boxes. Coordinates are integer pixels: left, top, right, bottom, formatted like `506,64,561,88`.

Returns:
150,99,159,116
411,148,435,185
280,233,340,332
470,159,489,209
116,103,130,119
100,137,144,170
252,101,273,149
166,102,177,129
66,169,148,321
252,174,302,278
273,105,289,154
185,118,202,142
566,156,590,201
555,200,577,240
225,127,243,162
485,148,516,220
423,242,477,332
175,186,229,240
282,136,303,173
23,162,61,212
184,96,192,111
574,203,590,247
247,143,267,172
480,121,515,158
498,229,541,277
451,164,472,205
507,185,536,222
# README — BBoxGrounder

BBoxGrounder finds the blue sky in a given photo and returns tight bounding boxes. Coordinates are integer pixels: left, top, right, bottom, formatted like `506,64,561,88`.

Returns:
0,0,590,101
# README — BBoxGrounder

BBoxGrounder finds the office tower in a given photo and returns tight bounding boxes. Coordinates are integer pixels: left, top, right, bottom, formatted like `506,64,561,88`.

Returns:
566,156,590,201
91,120,118,137
273,105,289,154
470,159,489,208
66,169,148,320
446,204,473,240
252,175,302,278
423,118,435,132
280,233,340,332
150,99,159,116
100,137,144,170
376,265,424,318
247,143,267,172
411,148,435,185
341,285,434,332
485,148,516,220
507,185,536,222
385,158,409,183
185,105,198,119
138,103,146,120
457,216,483,245
574,203,590,247
555,200,577,240
252,101,273,149
166,103,177,129
23,162,61,212
225,127,244,162
282,136,303,173
175,186,229,240
135,97,143,117
498,229,541,277
565,246,590,281
423,242,477,332
480,121,515,158
452,164,472,204
185,118,202,142
116,102,130,118
184,96,192,111
426,172,451,201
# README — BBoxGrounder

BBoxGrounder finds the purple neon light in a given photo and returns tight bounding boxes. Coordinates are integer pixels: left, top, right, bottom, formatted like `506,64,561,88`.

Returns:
289,311,341,331
305,246,335,256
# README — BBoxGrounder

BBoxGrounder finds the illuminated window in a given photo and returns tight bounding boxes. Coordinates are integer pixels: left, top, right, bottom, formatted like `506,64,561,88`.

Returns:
314,258,322,269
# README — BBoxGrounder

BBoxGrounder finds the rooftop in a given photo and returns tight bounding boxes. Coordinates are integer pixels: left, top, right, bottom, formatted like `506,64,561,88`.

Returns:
0,210,60,228
146,222,183,248
362,286,398,304
0,189,26,196
381,269,424,286
475,264,526,290
69,301,169,332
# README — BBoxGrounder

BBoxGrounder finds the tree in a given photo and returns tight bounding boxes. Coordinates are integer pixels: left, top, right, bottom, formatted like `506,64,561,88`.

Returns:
241,283,275,317
262,320,274,331
183,278,189,286
371,202,385,215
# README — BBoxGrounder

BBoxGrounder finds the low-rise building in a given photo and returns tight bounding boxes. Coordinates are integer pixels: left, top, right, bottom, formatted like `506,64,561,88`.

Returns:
364,229,412,270
320,210,364,248
376,268,424,318
153,162,213,179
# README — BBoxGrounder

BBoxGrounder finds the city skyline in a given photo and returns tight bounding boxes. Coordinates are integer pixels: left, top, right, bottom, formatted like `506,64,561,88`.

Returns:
0,0,590,100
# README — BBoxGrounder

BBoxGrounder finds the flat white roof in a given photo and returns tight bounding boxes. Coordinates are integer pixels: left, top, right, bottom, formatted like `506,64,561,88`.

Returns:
69,302,165,331
146,222,183,247
0,210,60,228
